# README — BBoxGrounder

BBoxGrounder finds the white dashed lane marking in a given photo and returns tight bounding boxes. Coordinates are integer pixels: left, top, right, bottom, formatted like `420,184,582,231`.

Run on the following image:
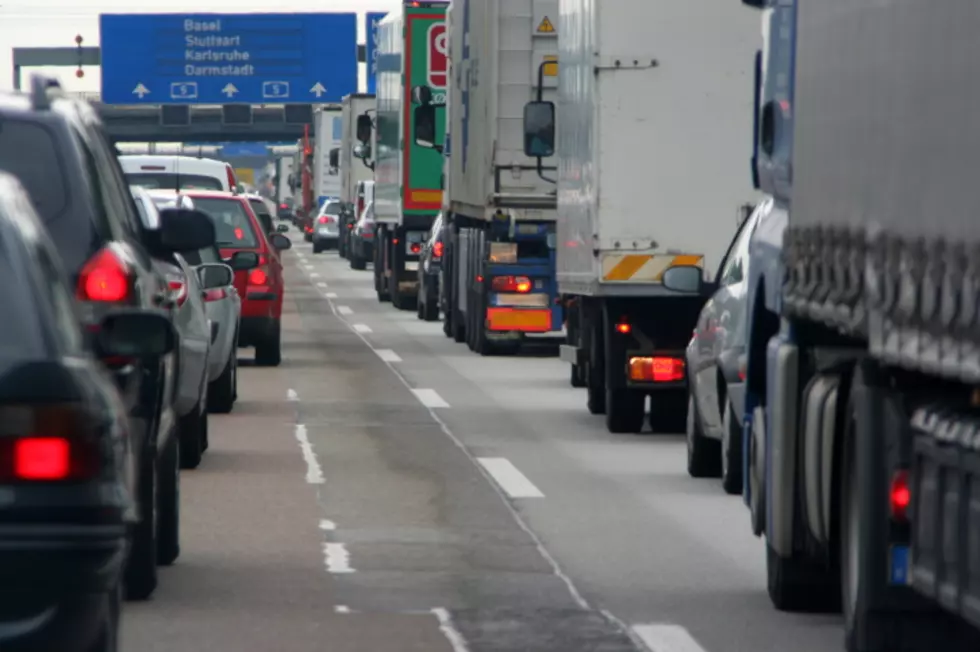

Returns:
410,388,450,409
477,458,545,499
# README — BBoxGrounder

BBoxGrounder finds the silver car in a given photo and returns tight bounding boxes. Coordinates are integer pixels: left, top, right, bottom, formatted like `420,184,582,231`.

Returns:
131,186,212,470
145,190,248,415
312,199,342,253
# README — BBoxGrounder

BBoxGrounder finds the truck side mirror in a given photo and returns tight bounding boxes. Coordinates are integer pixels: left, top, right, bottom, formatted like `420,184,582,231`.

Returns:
411,85,433,106
356,114,373,143
523,101,556,158
741,0,766,7
328,148,340,169
414,105,437,148
353,143,370,160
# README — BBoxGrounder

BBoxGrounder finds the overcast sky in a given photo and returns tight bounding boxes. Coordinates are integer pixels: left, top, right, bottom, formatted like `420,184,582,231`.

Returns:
0,0,402,91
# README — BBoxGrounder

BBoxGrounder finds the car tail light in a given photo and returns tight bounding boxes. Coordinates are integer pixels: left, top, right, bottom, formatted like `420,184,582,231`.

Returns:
0,404,100,482
410,242,422,254
279,203,287,210
166,273,188,307
226,166,237,191
491,276,531,293
628,356,686,383
615,321,632,334
248,268,268,286
890,469,910,522
433,241,444,258
347,222,355,229
77,248,132,303
203,288,228,302
319,215,335,225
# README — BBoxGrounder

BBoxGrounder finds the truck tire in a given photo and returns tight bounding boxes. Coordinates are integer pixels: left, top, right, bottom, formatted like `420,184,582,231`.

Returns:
570,363,586,388
721,400,744,495
350,255,366,270
686,394,721,477
605,388,645,433
586,325,605,414
766,544,838,613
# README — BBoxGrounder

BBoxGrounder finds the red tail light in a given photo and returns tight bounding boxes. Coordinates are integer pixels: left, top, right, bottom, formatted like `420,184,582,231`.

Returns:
279,203,287,210
319,215,335,225
248,268,268,286
77,248,132,303
615,321,632,334
203,288,228,302
226,165,237,191
491,276,532,293
166,273,188,307
362,231,374,239
890,469,910,521
410,242,422,255
628,356,686,383
0,405,100,482
433,241,444,258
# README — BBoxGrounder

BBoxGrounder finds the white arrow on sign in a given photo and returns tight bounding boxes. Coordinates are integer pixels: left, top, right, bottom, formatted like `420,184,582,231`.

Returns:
222,83,239,98
310,82,326,98
132,83,150,99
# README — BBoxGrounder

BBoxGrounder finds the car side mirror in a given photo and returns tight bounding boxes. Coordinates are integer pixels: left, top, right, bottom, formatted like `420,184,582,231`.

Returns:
276,223,289,233
414,105,437,148
411,85,433,106
97,310,176,357
661,265,704,294
227,251,260,271
356,114,373,143
157,208,216,251
523,101,556,158
270,234,292,250
196,263,234,290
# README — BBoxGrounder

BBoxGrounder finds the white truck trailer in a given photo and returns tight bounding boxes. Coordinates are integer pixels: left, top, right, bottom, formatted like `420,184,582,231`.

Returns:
339,93,376,256
312,106,343,208
418,0,564,355
542,0,760,433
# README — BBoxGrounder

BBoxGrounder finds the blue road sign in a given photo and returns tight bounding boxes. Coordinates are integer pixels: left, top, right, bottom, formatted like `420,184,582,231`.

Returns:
364,12,387,95
99,13,358,105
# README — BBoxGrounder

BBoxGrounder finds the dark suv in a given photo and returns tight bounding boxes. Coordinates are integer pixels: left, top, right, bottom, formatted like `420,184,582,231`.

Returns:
0,76,214,602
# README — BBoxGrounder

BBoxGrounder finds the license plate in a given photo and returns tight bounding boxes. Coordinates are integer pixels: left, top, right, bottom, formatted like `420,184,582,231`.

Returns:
496,293,549,307
318,228,335,235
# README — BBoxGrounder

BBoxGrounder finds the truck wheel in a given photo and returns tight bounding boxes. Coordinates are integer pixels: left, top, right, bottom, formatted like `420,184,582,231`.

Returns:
423,294,440,322
443,308,453,337
605,388,645,433
416,294,425,319
686,394,721,477
766,544,839,613
721,401,744,495
586,326,606,414
570,363,586,388
350,256,366,271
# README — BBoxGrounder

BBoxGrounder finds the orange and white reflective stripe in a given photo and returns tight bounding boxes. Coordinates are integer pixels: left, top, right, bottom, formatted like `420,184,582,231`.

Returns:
600,253,704,282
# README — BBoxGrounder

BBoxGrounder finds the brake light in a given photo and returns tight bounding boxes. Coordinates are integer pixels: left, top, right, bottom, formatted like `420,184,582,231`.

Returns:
0,405,100,482
279,203,287,210
491,276,532,293
319,215,335,225
410,242,422,254
226,166,237,191
629,356,686,383
166,273,188,307
890,469,910,521
77,248,131,303
347,222,355,229
615,321,632,334
248,268,268,286
433,241,444,258
203,288,228,302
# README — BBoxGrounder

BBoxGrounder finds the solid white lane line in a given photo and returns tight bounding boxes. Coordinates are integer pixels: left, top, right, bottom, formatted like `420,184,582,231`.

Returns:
411,388,450,409
352,323,373,333
325,292,338,298
323,542,355,573
374,349,402,363
476,458,545,498
317,281,328,288
293,424,325,484
431,608,471,652
287,388,299,401
632,624,709,652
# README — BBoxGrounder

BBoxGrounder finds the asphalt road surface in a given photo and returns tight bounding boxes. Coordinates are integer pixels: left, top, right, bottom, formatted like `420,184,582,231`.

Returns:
121,232,845,652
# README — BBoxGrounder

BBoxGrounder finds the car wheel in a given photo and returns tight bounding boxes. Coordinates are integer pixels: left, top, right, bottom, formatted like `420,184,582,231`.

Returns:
255,322,282,366
156,431,180,566
687,394,721,477
207,353,236,414
177,399,205,470
313,242,323,254
721,400,744,494
124,454,158,600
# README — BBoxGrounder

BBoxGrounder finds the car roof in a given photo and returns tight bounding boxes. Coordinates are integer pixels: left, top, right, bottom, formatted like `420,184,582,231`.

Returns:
171,189,241,200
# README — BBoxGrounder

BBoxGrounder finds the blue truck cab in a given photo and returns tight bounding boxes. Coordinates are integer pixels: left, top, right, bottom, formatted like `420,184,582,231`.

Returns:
740,0,795,538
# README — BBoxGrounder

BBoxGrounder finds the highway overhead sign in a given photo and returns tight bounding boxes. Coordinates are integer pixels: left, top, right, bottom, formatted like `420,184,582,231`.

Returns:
99,13,358,105
364,12,387,95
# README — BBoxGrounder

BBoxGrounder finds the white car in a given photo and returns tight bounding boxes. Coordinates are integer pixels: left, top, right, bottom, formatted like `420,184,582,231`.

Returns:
312,199,342,253
121,155,241,193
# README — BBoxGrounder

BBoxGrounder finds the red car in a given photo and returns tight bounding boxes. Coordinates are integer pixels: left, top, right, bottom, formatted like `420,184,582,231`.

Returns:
173,191,292,366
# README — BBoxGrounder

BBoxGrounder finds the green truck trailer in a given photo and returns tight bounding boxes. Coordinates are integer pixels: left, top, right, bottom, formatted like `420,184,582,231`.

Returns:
369,1,448,310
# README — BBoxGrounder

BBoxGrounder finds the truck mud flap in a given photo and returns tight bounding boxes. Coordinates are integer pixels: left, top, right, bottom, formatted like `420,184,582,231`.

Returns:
910,405,980,629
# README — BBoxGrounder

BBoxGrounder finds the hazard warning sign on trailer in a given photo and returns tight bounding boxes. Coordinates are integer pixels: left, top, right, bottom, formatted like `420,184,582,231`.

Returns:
536,16,555,34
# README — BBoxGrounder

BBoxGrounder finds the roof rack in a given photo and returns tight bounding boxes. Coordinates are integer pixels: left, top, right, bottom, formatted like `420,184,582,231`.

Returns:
29,74,64,111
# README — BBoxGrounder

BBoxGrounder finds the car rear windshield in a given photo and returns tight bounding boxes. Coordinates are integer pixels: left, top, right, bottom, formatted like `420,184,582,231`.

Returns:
188,197,259,248
126,173,224,191
323,201,342,215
